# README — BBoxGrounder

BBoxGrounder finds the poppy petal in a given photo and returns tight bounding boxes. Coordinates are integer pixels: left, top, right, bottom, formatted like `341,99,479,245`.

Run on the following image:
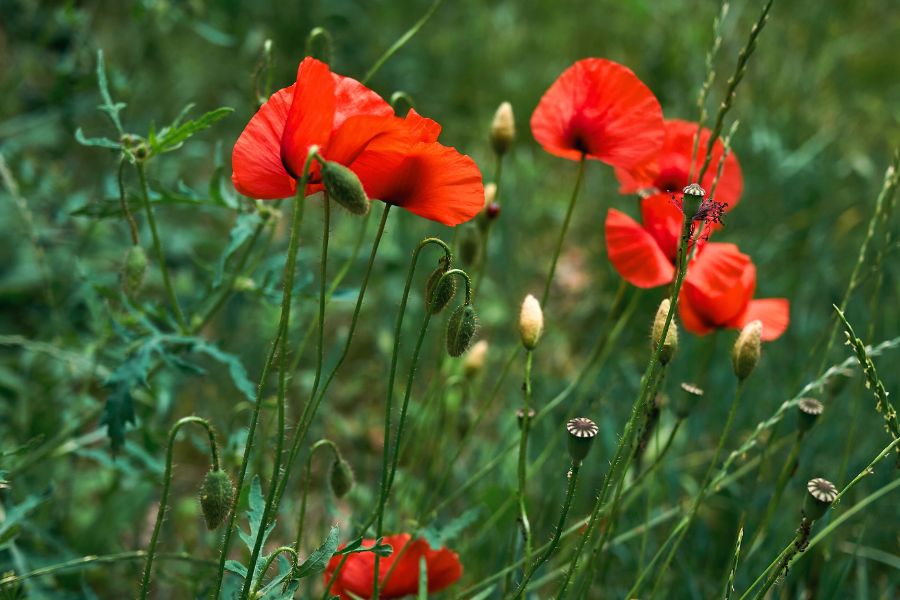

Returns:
231,85,297,199
678,290,715,336
281,57,336,178
325,114,409,169
531,58,664,167
683,243,755,326
331,71,393,130
605,208,675,288
403,108,442,143
730,298,790,341
640,193,684,262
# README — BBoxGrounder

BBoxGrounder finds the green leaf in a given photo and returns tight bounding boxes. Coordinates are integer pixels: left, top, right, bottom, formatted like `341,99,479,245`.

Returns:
75,128,121,150
421,507,481,548
214,212,263,287
224,560,248,579
189,339,257,403
0,488,52,549
239,476,274,553
150,106,233,155
295,525,340,579
95,49,126,135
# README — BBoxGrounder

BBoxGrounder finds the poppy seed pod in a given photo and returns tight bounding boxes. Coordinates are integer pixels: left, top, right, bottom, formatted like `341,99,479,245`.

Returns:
566,417,599,462
321,160,370,216
329,457,355,498
516,407,536,430
490,102,515,156
675,382,704,419
803,477,837,521
121,245,148,298
199,469,234,530
651,298,679,365
682,182,706,200
519,294,544,350
797,398,824,434
446,304,478,357
463,339,489,377
424,260,457,314
732,320,762,380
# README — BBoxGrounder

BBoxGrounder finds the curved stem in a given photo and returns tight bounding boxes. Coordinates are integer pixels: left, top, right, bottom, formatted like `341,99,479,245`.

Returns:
541,155,585,308
516,349,535,576
139,416,219,599
250,546,298,597
295,439,341,554
362,0,446,84
136,161,186,331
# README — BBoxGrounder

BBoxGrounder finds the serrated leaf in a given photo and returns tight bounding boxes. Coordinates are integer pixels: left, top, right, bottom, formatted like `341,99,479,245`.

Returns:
150,107,233,155
189,339,257,402
421,507,481,548
95,49,125,134
75,128,121,150
295,525,340,579
224,560,248,579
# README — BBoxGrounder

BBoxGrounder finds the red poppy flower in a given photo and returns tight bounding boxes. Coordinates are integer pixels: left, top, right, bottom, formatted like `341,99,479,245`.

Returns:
614,119,743,209
323,534,462,599
232,57,483,226
530,58,664,167
679,243,789,341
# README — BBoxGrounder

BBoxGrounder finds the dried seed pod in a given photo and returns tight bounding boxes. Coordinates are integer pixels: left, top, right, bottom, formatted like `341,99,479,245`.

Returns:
797,398,824,434
566,417,598,462
803,477,837,521
675,382,704,419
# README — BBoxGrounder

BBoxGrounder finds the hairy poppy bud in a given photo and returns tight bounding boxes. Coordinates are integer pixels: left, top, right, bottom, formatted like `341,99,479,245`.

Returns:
490,102,515,156
329,457,355,498
732,320,762,380
459,225,482,266
651,298,678,365
424,259,456,314
566,417,598,462
797,398,824,434
803,477,837,521
518,294,543,350
675,382,704,419
199,469,234,530
463,339,489,377
321,160,369,215
121,245,148,298
447,304,478,357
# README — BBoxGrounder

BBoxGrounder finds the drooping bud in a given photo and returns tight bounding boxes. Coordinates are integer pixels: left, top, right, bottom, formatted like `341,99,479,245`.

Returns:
675,382,704,419
803,477,837,521
797,398,824,434
329,457,355,498
121,245,148,298
566,417,598,462
463,339,489,377
424,258,456,314
732,320,762,380
516,407,536,430
459,225,482,266
199,469,234,530
651,298,679,365
321,160,369,215
518,294,544,350
446,304,478,357
489,102,515,156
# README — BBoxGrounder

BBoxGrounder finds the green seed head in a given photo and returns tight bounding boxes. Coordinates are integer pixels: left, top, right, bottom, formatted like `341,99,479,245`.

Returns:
121,245,148,298
447,304,478,357
321,160,370,216
199,469,234,530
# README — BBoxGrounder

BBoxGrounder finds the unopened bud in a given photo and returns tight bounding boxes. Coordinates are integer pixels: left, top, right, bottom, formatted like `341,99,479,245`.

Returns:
797,398,824,434
463,340,489,377
321,160,369,215
803,477,837,521
446,304,478,357
489,102,515,156
424,259,456,314
651,298,679,365
199,469,234,530
732,320,762,380
519,294,544,350
459,225,482,266
566,417,598,462
121,245,148,298
329,457,355,498
486,202,501,221
675,382,704,419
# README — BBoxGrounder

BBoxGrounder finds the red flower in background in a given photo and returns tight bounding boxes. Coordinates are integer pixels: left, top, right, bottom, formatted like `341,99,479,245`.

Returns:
614,119,743,208
324,534,462,599
232,57,483,226
679,243,789,341
531,58,664,167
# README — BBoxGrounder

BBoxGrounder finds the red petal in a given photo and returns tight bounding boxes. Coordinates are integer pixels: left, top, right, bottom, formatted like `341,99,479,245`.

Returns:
605,208,675,288
640,193,683,262
730,298,790,341
325,114,409,168
231,85,297,199
678,289,715,336
682,243,755,326
531,58,664,167
281,57,336,178
403,108,442,143
331,71,393,130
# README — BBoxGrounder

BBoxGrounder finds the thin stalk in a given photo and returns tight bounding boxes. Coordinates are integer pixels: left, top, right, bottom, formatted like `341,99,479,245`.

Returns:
295,439,340,554
136,162,187,330
516,349,535,575
250,546,298,597
118,158,140,245
541,155,585,307
747,432,803,556
309,196,331,402
362,0,446,84
139,416,219,599
474,152,505,293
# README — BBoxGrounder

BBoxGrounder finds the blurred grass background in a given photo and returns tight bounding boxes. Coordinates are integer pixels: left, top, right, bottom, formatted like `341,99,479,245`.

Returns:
1,0,898,597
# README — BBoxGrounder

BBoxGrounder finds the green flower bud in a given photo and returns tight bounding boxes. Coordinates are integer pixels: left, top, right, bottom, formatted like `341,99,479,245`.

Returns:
519,294,543,350
732,320,762,380
321,160,369,215
803,477,837,521
651,298,679,365
446,304,478,357
424,259,456,314
329,457,355,498
566,417,598,463
121,245,148,298
199,469,234,530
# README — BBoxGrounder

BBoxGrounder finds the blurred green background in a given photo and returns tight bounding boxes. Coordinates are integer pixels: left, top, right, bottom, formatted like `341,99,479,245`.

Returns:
1,0,898,597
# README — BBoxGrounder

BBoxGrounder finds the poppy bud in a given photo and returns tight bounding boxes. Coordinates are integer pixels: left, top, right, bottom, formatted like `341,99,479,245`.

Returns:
732,320,762,380
121,245,148,298
199,468,234,530
803,477,837,521
566,417,598,462
486,202,501,221
490,102,516,156
446,304,478,357
675,382,704,419
651,298,678,365
424,259,456,314
797,398,824,434
518,294,544,350
459,225,482,266
321,160,369,215
463,339,489,377
516,407,536,430
329,457,355,498
482,183,497,213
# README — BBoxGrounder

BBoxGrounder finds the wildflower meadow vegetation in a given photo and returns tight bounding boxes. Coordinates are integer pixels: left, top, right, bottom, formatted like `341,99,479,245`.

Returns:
2,1,899,598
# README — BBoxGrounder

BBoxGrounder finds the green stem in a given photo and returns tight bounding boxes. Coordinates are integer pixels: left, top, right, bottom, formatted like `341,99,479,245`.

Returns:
136,161,187,331
474,152,505,294
362,0,446,84
541,155,585,307
295,439,340,555
250,546,298,597
516,349,535,576
309,196,331,402
510,460,581,599
747,433,803,556
118,158,139,245
139,416,219,599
